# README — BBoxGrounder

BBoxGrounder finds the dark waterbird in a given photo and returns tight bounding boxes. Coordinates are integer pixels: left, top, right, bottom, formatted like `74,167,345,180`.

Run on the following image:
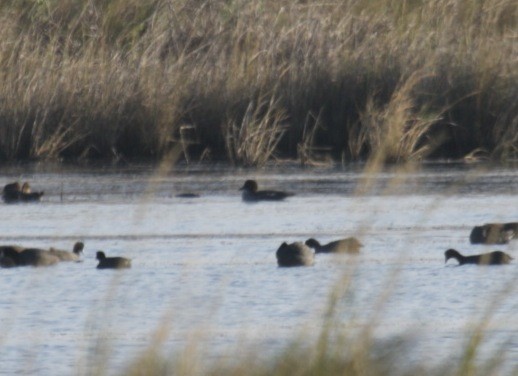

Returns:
0,245,24,254
0,245,24,267
239,180,294,202
469,222,517,244
444,249,513,265
305,237,362,254
2,182,21,202
96,251,131,269
276,242,314,267
175,193,200,198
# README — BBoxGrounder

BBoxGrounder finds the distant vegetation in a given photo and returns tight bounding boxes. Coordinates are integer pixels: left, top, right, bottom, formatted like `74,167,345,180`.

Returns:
0,0,516,165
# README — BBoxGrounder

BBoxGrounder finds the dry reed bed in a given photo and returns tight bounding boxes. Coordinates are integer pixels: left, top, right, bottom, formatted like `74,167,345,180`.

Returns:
0,0,516,164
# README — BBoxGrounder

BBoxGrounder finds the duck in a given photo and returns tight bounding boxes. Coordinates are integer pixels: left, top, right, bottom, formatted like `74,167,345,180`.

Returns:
469,222,518,244
0,256,17,268
19,182,44,202
0,246,60,267
96,251,131,269
239,180,294,202
276,242,314,267
2,182,21,203
305,237,362,254
49,241,84,261
0,245,24,253
0,245,24,267
444,248,513,265
175,193,200,198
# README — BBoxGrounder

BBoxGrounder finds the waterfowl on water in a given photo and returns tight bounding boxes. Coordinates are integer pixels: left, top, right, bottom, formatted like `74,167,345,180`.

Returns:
2,181,44,203
0,247,60,267
0,256,17,268
21,248,60,266
19,182,44,202
444,249,513,266
276,242,314,267
175,193,200,198
305,237,362,254
239,180,294,202
469,222,518,244
96,251,131,269
0,245,24,254
49,242,84,262
2,182,21,202
0,245,24,267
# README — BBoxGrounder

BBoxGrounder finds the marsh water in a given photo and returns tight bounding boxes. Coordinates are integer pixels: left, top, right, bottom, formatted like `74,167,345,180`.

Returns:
0,162,517,375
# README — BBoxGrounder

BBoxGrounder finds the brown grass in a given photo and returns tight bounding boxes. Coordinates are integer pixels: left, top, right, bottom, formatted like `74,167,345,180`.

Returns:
0,0,516,164
224,93,287,167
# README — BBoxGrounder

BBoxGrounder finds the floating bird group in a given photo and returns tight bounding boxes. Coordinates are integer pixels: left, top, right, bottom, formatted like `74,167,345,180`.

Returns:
441,222,516,266
0,240,131,270
0,243,76,267
1,179,515,269
2,181,44,203
305,237,362,254
49,242,85,262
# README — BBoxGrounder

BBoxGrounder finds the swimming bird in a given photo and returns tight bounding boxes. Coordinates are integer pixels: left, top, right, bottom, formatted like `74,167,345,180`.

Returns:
175,193,200,198
469,222,518,244
2,182,21,203
305,237,362,254
0,245,24,267
276,242,314,267
0,245,24,254
96,251,131,269
0,247,60,267
0,256,17,268
444,249,513,265
239,180,294,202
49,242,84,262
19,182,44,202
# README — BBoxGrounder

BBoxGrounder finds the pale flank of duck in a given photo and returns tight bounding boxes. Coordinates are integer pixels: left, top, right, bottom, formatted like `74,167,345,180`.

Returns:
49,241,84,262
20,190,44,202
305,237,362,254
20,248,60,266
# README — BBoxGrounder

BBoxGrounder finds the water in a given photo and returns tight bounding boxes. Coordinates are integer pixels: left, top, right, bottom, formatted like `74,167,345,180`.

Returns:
0,162,517,375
